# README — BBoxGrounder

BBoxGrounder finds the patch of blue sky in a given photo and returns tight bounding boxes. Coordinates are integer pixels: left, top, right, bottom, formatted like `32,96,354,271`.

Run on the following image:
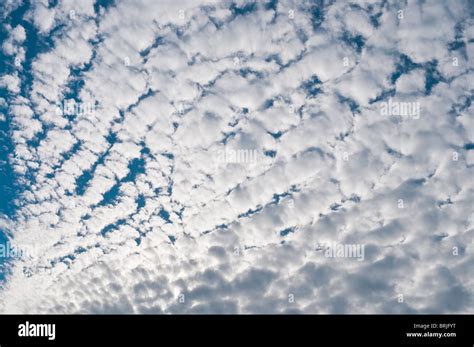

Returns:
93,0,116,14
310,0,326,32
341,31,366,54
337,94,360,114
280,226,296,237
230,1,257,17
0,110,17,281
424,60,443,95
99,218,127,237
264,150,276,158
390,54,420,84
96,156,146,207
301,75,322,98
158,207,170,223
75,132,117,195
0,2,35,280
389,54,444,96
0,0,67,279
9,2,55,96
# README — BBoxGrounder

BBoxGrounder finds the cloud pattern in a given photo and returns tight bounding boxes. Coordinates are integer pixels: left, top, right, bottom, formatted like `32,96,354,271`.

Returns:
0,0,473,313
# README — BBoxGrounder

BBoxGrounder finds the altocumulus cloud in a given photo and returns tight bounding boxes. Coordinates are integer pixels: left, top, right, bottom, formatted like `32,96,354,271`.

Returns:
0,0,472,313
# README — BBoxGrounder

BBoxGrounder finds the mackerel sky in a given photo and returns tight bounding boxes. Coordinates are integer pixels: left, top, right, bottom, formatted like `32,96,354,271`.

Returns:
0,0,473,313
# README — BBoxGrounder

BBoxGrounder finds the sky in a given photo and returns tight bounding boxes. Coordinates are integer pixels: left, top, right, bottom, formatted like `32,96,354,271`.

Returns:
0,0,472,314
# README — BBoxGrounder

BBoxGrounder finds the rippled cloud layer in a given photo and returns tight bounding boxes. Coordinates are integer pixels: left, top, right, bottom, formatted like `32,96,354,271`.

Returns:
0,0,472,313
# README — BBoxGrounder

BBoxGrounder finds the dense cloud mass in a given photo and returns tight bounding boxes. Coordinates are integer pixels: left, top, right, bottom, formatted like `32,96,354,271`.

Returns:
0,0,472,313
